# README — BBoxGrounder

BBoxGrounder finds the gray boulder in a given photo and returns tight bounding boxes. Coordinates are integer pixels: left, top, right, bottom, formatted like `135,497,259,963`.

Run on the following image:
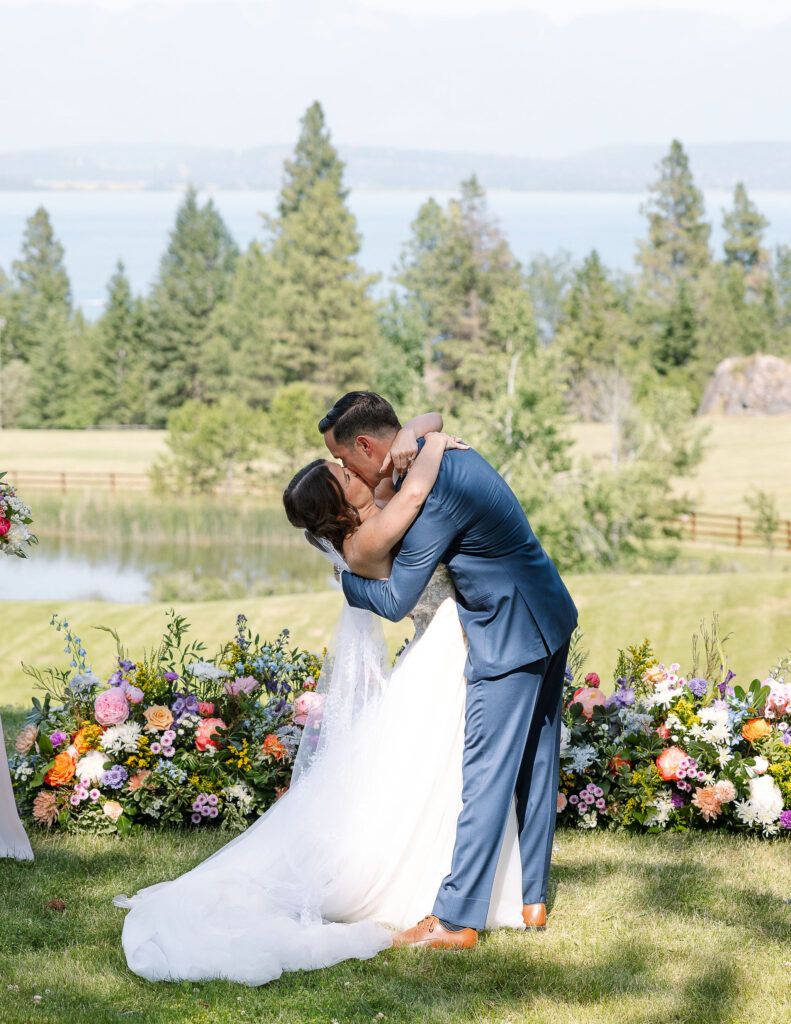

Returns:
698,354,791,415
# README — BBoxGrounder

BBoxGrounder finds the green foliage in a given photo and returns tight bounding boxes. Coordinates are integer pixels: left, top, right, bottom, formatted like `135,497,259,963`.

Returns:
723,182,769,273
262,102,380,399
267,382,324,467
745,489,781,561
145,186,239,426
151,396,266,494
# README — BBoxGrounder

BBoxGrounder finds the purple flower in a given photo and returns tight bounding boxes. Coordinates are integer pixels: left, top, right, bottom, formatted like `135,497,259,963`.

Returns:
171,691,200,722
686,678,708,698
164,672,180,683
595,798,606,810
671,793,686,808
569,794,579,805
712,699,729,711
606,682,635,708
717,670,736,697
207,793,219,806
781,732,791,746
207,807,219,819
49,730,68,747
779,810,791,829
564,666,574,683
191,813,202,825
101,765,128,789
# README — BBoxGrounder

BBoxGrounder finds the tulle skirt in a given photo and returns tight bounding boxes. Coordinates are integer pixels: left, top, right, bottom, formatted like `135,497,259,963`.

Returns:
0,714,34,861
115,597,523,985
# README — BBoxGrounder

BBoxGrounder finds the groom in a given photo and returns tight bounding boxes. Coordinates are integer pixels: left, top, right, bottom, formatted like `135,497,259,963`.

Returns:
321,391,578,949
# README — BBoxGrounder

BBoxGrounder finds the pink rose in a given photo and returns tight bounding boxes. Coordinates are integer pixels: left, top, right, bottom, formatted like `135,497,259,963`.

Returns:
293,692,324,726
124,684,145,704
0,517,10,537
223,675,259,697
764,681,791,719
585,672,601,688
571,686,606,719
94,688,130,726
557,792,568,813
198,702,215,717
195,717,226,752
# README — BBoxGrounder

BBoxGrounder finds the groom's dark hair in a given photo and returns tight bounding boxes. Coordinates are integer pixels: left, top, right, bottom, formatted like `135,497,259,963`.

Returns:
318,391,401,446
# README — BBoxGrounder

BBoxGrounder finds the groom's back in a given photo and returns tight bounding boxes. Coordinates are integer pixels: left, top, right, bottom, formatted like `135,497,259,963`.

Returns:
430,447,577,676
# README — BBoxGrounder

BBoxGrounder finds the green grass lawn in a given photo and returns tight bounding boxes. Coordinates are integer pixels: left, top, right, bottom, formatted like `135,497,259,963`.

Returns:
568,413,791,515
3,571,790,706
1,827,789,1024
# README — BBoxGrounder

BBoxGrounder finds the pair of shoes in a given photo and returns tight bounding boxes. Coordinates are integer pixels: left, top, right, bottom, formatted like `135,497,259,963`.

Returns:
392,915,478,949
522,903,547,929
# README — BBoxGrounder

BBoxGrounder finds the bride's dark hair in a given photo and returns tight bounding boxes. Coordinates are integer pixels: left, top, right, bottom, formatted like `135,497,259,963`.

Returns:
282,460,360,553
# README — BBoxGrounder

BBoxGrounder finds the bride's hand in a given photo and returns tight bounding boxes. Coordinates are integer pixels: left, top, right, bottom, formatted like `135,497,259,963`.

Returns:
380,426,418,475
436,432,469,452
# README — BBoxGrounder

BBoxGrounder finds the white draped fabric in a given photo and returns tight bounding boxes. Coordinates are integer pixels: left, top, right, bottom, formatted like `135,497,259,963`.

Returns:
0,713,34,861
115,567,523,985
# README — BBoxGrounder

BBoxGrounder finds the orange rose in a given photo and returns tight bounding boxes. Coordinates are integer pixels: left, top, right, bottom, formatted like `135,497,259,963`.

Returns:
608,755,631,774
262,734,286,761
144,705,174,732
44,751,76,787
742,718,771,743
656,746,687,782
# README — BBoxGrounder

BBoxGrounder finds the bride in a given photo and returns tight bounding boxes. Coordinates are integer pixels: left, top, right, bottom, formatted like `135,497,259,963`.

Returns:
115,418,525,986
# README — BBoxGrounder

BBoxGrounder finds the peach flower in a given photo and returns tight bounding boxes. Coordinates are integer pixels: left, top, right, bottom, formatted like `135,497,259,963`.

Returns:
143,705,174,732
32,790,60,826
656,746,687,782
15,724,38,755
275,784,290,801
742,718,771,743
713,779,736,803
94,689,129,727
571,686,606,719
691,786,722,822
128,770,151,793
103,801,123,822
557,792,568,813
195,717,226,751
44,751,77,787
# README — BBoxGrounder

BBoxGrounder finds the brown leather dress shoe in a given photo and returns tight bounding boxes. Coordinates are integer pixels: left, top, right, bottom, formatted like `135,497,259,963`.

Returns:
522,903,547,929
392,915,478,950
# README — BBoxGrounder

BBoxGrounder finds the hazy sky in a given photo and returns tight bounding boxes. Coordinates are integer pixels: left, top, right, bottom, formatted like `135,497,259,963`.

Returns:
2,0,790,154
7,0,791,26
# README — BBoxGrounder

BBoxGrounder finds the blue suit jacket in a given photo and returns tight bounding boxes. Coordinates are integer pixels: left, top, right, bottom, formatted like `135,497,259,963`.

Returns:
341,445,578,682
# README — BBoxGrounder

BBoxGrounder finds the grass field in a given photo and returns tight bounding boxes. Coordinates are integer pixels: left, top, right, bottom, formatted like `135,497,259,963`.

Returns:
568,413,791,515
2,571,789,706
1,823,789,1024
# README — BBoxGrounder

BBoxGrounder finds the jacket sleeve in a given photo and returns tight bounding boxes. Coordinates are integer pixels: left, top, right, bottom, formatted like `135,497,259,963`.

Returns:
341,495,459,621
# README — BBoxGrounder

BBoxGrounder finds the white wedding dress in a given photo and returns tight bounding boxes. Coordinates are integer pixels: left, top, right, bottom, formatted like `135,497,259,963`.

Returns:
0,713,34,860
115,567,524,985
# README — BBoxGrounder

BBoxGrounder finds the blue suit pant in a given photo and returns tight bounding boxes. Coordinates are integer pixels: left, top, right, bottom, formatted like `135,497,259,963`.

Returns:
432,640,569,930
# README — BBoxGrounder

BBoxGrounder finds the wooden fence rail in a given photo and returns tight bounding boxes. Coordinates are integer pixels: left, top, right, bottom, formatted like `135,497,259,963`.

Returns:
3,468,276,497
674,511,791,550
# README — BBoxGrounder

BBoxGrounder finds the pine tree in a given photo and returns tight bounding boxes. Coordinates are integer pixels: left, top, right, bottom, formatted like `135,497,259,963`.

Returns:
723,183,769,272
636,140,711,298
397,176,522,407
146,187,238,426
264,103,380,398
88,262,148,424
653,278,698,377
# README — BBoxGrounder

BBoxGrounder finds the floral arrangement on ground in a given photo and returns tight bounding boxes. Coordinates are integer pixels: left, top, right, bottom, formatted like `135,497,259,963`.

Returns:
9,611,791,838
9,612,323,835
0,471,37,557
558,620,791,836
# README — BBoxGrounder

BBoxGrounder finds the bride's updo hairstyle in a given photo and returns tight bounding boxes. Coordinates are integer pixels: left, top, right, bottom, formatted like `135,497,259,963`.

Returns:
283,459,360,554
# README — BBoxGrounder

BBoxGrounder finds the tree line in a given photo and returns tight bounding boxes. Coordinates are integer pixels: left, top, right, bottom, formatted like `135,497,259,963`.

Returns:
3,103,790,569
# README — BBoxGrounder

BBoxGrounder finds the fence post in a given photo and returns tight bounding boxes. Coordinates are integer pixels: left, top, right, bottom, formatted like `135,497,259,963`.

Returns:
736,516,742,547
60,471,67,494
691,512,696,540
786,520,791,551
109,472,116,492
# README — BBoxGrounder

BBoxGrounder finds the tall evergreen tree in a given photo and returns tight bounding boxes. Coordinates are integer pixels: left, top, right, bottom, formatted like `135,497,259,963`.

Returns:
397,176,522,406
636,140,711,298
723,183,769,272
264,102,380,398
88,262,148,424
146,187,238,426
653,278,698,378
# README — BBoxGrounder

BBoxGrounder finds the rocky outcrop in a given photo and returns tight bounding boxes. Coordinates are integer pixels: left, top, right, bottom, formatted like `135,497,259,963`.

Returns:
698,354,791,415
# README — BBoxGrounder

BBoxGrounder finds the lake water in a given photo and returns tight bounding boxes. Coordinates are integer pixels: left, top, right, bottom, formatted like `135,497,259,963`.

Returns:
2,188,791,319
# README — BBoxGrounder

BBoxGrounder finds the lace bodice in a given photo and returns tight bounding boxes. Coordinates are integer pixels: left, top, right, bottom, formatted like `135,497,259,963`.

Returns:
411,565,456,638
